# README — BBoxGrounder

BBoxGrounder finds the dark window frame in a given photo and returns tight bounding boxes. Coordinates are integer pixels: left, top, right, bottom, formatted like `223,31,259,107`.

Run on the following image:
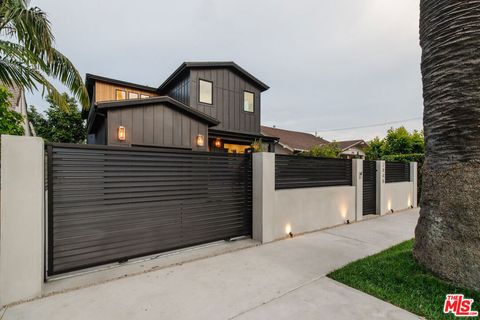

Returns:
198,79,213,105
243,90,255,113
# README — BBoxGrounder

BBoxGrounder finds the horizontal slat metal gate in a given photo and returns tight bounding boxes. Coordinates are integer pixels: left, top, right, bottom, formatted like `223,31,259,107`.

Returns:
47,144,252,276
363,160,377,215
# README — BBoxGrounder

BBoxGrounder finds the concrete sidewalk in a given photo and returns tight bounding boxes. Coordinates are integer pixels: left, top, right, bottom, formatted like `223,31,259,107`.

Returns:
1,209,421,320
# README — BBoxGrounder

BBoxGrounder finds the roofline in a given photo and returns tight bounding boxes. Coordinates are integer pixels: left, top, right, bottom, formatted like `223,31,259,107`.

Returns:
96,96,220,126
85,73,159,94
334,140,367,151
158,61,270,92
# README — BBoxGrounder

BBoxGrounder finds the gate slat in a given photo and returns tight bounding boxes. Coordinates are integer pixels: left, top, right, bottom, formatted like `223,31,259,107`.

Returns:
47,144,252,276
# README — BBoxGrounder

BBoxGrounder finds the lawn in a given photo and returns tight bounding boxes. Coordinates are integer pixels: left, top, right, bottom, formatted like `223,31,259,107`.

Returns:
328,240,479,320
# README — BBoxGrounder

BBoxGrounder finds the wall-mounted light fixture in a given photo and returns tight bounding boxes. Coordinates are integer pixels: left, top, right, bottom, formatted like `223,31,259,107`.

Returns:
196,134,205,147
118,126,126,141
214,138,222,148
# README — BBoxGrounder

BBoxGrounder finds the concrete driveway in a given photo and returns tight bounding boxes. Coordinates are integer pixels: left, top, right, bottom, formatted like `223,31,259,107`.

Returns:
1,209,421,320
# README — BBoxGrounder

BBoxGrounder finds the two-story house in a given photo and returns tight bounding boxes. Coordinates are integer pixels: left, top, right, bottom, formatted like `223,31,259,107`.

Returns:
85,62,277,153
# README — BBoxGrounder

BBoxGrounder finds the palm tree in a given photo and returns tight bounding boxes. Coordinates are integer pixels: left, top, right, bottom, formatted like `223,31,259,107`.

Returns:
414,0,480,290
0,0,88,110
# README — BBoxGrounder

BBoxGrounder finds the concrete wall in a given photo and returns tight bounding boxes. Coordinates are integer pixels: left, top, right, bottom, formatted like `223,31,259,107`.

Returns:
384,182,415,213
252,154,418,243
274,186,355,239
0,135,44,307
253,153,359,243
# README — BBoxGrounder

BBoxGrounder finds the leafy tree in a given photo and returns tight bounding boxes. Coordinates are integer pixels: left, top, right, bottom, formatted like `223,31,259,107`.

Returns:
414,0,480,290
364,127,424,160
304,142,342,158
28,93,86,143
0,85,24,135
0,0,89,111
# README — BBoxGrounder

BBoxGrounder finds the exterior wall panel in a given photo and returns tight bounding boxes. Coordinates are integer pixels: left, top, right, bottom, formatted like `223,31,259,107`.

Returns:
189,68,261,134
107,103,208,151
95,81,158,102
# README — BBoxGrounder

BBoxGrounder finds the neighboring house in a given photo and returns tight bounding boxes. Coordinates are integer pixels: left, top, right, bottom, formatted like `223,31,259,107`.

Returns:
5,84,34,136
86,62,277,153
261,125,367,158
260,125,328,154
335,139,368,159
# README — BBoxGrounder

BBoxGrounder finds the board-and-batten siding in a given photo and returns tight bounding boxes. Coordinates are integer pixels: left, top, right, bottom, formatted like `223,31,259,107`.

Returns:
188,68,261,135
165,72,190,105
107,103,208,151
95,81,158,102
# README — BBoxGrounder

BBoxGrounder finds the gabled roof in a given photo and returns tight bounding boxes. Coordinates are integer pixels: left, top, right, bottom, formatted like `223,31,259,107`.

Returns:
96,96,220,126
261,126,328,152
334,139,367,151
158,61,270,92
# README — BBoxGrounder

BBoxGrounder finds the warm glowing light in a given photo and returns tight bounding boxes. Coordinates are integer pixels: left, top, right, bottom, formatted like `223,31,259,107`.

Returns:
339,202,348,219
117,126,126,141
214,138,222,148
285,224,292,235
387,200,392,211
407,196,412,207
196,134,205,147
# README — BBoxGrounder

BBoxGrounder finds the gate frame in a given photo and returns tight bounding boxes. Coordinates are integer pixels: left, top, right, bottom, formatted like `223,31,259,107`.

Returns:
45,142,253,277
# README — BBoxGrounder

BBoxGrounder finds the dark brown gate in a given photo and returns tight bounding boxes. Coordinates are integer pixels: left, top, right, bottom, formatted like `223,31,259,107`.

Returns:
47,143,252,276
363,160,377,215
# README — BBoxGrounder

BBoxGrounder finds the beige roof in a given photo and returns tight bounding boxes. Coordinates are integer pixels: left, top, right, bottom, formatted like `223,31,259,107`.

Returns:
261,126,328,152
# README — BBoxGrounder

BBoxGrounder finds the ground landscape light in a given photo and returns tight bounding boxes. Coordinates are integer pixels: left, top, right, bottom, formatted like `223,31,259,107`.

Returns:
117,126,126,141
285,224,293,237
196,134,205,147
214,138,222,148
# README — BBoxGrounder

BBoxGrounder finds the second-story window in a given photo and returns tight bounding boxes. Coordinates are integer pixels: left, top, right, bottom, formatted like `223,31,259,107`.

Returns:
199,79,213,104
244,91,254,112
128,92,139,99
140,94,150,99
116,89,126,100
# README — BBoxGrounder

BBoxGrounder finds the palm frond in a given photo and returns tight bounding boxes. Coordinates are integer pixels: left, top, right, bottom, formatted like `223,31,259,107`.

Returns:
46,49,89,109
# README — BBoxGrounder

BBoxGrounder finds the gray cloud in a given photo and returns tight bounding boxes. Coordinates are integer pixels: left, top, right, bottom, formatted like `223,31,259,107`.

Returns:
29,0,422,141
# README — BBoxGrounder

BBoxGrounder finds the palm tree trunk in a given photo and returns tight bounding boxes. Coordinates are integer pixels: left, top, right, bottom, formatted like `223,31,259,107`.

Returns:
414,0,480,290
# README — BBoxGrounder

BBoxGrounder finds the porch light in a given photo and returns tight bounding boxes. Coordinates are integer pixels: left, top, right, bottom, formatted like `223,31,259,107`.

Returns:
214,138,222,148
117,126,126,141
196,134,205,147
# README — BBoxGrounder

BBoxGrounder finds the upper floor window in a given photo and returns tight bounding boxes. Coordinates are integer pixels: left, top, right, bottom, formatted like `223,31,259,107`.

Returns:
199,79,213,104
128,92,139,99
116,89,126,100
243,91,254,112
140,94,150,99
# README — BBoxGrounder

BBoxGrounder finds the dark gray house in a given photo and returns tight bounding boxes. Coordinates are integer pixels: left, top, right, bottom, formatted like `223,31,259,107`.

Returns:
86,62,277,153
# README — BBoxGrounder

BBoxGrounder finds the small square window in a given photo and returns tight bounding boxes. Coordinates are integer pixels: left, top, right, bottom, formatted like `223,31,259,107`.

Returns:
244,91,254,112
140,94,149,99
199,79,213,104
128,92,139,99
116,89,126,100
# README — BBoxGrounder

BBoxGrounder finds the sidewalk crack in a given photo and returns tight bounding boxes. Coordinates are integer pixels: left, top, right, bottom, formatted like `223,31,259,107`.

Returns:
228,275,326,319
0,307,7,320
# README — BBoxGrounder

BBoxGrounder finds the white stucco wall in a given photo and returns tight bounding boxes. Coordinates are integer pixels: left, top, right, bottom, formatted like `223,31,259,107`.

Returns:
273,186,356,240
0,135,44,307
384,181,414,213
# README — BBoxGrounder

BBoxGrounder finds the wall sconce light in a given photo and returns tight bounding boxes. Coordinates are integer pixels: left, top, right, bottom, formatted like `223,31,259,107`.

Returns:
196,134,205,147
214,138,222,148
118,126,126,141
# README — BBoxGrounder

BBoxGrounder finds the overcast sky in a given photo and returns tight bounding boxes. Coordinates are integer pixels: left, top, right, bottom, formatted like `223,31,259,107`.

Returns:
28,0,422,141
